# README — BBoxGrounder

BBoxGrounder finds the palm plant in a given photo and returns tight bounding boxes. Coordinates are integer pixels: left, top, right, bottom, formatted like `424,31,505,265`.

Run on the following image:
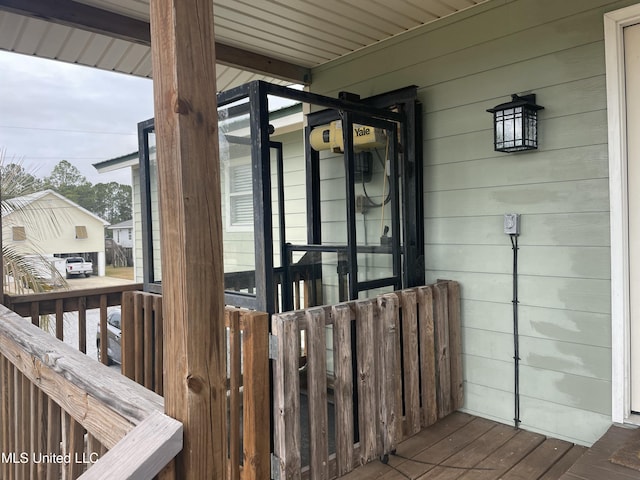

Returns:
1,149,68,294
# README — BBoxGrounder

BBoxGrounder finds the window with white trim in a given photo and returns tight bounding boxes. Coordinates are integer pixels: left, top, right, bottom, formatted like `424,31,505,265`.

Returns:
225,161,253,231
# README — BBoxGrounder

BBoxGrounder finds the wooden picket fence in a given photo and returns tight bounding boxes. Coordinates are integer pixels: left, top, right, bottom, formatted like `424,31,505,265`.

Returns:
120,291,270,480
3,280,460,480
120,291,164,395
271,281,462,480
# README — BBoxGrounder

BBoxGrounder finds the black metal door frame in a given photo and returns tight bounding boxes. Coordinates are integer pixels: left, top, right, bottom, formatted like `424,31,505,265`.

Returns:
138,81,423,313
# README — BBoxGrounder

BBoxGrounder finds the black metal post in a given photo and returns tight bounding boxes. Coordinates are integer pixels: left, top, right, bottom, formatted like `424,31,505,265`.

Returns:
249,81,275,313
389,123,402,291
341,110,359,301
274,141,293,312
510,233,521,429
402,100,425,287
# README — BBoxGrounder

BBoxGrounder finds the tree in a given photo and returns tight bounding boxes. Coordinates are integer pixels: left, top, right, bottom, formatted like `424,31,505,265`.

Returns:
43,160,132,224
44,160,93,205
0,161,44,199
45,159,89,189
91,182,132,224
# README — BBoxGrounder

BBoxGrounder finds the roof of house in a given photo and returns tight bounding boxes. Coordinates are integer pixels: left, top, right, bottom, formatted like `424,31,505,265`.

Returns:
93,151,139,174
107,219,133,230
3,189,110,226
0,1,490,90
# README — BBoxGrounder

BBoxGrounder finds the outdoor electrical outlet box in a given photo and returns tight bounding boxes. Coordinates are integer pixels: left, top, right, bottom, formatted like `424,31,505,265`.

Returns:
504,213,520,235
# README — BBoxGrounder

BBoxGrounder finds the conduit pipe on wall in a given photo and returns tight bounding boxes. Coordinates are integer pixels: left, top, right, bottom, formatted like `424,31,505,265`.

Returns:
510,233,521,429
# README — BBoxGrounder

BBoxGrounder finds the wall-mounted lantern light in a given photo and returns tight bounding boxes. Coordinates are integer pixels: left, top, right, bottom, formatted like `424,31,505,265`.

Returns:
487,94,544,153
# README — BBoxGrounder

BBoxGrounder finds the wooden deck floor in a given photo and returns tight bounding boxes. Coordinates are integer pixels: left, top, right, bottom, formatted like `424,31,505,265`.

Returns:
560,423,640,480
338,412,587,480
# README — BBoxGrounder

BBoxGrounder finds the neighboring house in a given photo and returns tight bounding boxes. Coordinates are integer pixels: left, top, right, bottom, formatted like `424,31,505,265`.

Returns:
95,150,155,282
2,190,109,276
108,219,133,248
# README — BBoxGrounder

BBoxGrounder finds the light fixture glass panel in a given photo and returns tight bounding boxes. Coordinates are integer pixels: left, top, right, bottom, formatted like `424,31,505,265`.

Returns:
487,94,543,153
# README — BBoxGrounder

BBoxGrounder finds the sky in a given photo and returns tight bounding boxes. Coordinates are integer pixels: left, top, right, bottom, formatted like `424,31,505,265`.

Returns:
0,50,155,186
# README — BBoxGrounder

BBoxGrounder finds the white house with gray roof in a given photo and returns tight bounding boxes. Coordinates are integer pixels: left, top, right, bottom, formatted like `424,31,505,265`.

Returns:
107,219,133,248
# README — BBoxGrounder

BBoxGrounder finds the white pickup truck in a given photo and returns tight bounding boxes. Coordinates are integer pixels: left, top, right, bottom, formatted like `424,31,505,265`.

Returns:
65,257,93,278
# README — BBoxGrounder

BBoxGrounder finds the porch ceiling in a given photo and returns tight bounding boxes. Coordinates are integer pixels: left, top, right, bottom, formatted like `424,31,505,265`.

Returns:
0,0,489,90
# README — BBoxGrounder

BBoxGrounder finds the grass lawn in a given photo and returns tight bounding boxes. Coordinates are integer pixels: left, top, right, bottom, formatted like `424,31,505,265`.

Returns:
106,266,134,280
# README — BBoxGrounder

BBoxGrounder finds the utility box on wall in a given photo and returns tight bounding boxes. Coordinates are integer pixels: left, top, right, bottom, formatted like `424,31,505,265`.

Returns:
504,213,520,235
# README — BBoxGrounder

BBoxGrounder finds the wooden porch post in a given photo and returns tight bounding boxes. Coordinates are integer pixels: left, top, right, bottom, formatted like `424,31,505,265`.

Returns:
149,1,226,479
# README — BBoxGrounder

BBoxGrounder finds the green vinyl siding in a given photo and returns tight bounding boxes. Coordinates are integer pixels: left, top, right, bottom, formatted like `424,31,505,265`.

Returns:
309,0,635,445
427,244,610,280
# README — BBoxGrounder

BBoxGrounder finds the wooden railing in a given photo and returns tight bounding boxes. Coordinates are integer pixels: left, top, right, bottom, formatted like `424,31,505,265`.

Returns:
224,264,322,313
275,263,324,312
120,290,271,480
3,283,143,360
0,304,182,480
3,284,271,479
271,281,463,480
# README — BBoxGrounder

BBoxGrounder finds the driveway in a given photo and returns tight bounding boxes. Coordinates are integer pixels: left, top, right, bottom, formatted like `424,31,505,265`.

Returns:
64,274,136,290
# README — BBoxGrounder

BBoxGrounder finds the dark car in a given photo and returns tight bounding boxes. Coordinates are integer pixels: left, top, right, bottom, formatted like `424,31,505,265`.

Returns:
96,309,122,365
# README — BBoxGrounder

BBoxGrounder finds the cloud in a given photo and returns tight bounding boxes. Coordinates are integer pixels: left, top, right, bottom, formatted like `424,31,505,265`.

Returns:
0,50,154,185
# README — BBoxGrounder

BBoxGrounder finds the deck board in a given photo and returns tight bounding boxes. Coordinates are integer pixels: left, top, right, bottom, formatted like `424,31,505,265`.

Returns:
500,438,573,480
455,429,547,480
540,446,588,480
398,417,497,479
338,413,584,480
337,415,640,480
559,424,640,480
394,412,475,459
420,423,519,480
